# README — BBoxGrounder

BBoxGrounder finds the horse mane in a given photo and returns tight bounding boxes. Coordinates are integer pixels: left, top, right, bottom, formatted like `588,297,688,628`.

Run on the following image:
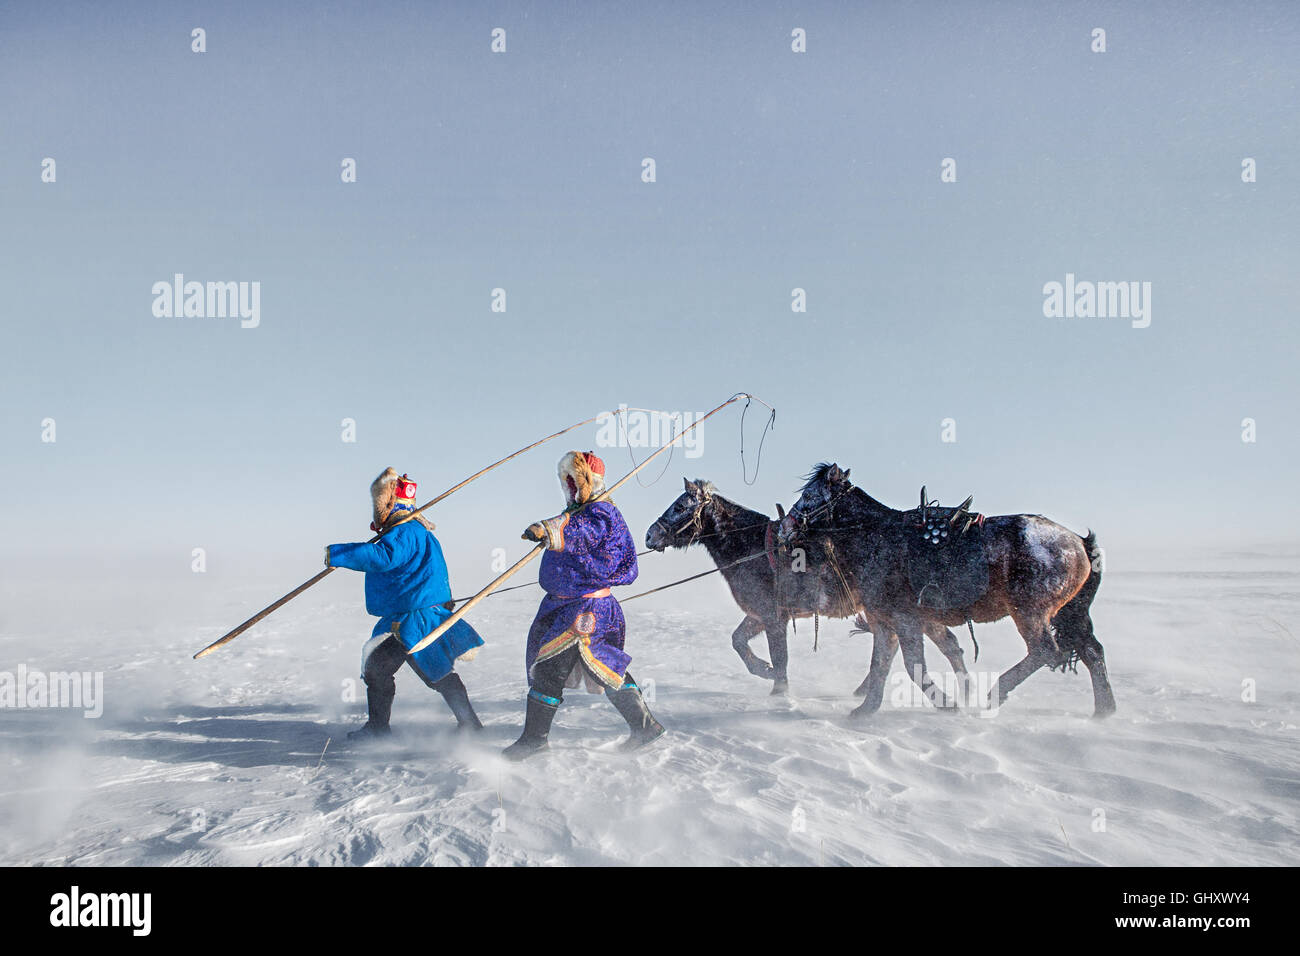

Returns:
697,481,770,529
801,462,841,491
799,462,897,516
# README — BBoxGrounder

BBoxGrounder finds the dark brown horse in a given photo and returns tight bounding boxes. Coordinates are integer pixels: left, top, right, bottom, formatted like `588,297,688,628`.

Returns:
778,464,1115,718
645,479,974,695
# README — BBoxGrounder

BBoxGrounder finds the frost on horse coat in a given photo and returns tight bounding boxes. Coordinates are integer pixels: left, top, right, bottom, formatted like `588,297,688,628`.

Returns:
526,500,639,691
327,519,484,684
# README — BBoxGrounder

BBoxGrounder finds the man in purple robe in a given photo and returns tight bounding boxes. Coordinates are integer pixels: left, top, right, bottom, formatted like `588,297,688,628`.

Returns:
503,451,665,760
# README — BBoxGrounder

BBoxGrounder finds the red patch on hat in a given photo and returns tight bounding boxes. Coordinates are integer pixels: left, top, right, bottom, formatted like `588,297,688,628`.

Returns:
583,452,605,476
395,475,417,500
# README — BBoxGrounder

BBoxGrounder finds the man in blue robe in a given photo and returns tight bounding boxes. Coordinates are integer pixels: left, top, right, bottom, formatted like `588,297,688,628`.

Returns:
503,451,664,760
327,468,485,740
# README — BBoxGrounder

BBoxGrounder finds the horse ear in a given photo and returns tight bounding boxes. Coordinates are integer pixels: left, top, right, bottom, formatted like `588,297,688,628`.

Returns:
684,478,696,493
842,468,850,481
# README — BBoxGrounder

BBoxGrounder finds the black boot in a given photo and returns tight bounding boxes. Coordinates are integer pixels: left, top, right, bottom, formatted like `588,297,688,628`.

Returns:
502,690,559,761
347,721,392,742
349,673,397,742
433,672,483,731
606,676,665,752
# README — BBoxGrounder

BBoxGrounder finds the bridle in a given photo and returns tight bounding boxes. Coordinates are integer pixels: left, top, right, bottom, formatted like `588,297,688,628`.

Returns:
785,481,853,540
656,489,767,549
670,491,711,546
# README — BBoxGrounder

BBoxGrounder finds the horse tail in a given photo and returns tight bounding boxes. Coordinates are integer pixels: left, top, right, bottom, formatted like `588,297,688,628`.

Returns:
1049,531,1102,671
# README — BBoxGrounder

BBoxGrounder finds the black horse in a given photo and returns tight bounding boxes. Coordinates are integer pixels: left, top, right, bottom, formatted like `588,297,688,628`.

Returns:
779,464,1115,718
646,479,974,695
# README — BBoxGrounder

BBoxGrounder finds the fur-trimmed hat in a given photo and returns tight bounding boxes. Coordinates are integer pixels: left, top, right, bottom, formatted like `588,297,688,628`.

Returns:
370,467,428,531
558,451,606,506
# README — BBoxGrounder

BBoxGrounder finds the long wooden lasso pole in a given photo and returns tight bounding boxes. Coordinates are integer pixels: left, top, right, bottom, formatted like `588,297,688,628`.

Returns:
407,392,763,656
193,412,611,661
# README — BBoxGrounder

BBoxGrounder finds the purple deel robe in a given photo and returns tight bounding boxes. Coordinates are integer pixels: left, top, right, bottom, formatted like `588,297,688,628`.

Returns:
526,500,639,692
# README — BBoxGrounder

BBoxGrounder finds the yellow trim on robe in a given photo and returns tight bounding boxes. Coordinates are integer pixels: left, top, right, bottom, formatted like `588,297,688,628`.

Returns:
535,628,579,662
533,623,625,692
576,636,625,689
542,513,570,551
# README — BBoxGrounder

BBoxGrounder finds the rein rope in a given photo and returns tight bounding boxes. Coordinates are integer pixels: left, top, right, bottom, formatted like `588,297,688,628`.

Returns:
443,485,874,658
449,500,773,606
739,395,776,485
450,398,779,605
617,406,683,489
450,545,776,606
617,395,777,489
620,548,773,604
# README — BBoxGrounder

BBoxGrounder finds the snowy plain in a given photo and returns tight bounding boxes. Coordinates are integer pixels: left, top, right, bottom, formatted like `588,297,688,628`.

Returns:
1,549,1297,867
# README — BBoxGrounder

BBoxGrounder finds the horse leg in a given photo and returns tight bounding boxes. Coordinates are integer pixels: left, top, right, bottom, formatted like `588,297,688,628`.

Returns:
899,622,956,710
990,615,1056,708
990,650,1050,707
764,617,790,695
731,616,775,680
926,626,970,704
852,615,882,695
850,631,899,718
1080,636,1117,718
1053,589,1117,719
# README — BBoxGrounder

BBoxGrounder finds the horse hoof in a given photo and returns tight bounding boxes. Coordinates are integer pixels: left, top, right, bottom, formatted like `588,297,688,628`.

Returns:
770,680,789,696
1092,702,1117,719
849,700,880,719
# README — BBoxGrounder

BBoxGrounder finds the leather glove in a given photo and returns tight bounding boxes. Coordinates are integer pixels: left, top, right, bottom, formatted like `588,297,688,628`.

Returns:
523,515,567,549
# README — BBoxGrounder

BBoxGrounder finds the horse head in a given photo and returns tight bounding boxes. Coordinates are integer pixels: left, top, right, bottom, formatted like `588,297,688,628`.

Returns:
777,462,852,547
645,478,717,551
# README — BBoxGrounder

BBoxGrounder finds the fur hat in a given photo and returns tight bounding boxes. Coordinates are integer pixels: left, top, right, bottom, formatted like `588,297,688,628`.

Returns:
558,451,606,506
370,467,430,531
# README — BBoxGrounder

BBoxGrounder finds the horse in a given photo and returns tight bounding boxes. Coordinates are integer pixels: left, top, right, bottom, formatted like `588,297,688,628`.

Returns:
645,478,975,696
778,463,1115,718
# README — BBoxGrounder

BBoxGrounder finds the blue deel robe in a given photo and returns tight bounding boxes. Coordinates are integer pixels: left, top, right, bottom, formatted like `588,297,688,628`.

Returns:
526,500,639,691
327,518,484,684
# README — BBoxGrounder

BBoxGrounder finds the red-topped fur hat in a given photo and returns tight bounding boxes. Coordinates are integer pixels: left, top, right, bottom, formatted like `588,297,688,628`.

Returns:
558,450,606,506
370,467,426,531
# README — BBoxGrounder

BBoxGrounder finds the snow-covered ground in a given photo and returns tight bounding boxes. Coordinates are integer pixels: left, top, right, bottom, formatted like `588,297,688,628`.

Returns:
1,552,1297,866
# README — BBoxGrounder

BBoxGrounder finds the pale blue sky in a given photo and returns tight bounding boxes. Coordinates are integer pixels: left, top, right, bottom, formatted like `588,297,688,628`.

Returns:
1,1,1297,603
